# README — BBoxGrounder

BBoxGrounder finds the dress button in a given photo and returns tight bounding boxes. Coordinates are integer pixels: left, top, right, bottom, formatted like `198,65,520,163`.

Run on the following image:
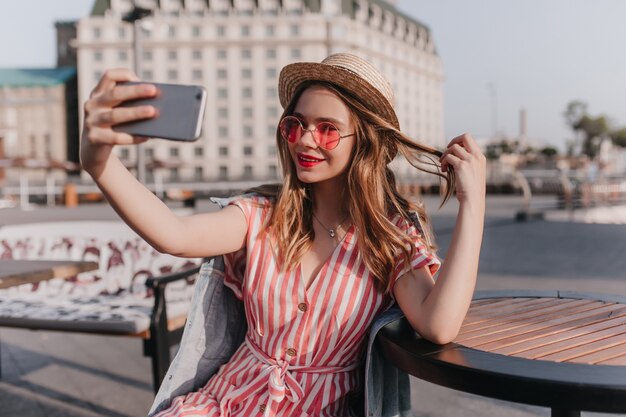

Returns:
298,303,308,312
286,348,297,356
259,403,266,413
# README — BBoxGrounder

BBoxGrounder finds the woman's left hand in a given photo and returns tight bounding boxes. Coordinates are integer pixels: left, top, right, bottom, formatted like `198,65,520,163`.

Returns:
440,133,486,206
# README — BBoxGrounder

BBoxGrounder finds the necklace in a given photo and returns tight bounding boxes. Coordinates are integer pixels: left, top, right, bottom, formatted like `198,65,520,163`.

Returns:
312,212,350,238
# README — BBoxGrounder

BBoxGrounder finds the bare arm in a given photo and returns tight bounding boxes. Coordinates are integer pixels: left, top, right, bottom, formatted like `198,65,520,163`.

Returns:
393,133,486,344
81,69,247,257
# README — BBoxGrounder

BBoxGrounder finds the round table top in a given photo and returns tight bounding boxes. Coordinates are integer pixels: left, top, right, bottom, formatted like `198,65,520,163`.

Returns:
458,294,626,365
379,290,626,413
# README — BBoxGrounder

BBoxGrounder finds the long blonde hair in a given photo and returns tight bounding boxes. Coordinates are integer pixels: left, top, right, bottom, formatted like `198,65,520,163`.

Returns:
250,81,454,294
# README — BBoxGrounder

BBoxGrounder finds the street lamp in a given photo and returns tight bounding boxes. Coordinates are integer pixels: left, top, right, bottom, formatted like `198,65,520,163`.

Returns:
122,5,153,184
487,83,498,139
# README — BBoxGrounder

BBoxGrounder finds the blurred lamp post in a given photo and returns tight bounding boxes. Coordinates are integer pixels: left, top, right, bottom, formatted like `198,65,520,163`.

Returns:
487,83,498,140
122,5,153,184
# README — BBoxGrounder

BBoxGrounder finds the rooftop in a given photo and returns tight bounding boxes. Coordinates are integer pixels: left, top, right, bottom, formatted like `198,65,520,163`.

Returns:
0,68,77,88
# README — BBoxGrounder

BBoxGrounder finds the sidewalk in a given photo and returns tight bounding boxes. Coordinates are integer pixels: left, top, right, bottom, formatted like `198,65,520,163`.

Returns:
1,195,625,416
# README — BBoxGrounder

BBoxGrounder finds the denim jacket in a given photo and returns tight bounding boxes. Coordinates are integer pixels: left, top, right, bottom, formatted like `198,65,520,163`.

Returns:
147,256,413,417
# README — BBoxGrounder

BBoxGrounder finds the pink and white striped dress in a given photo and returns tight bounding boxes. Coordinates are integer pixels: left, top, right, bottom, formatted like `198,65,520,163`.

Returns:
155,195,439,417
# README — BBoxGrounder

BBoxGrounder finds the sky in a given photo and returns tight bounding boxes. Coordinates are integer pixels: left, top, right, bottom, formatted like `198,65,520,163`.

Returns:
1,0,625,151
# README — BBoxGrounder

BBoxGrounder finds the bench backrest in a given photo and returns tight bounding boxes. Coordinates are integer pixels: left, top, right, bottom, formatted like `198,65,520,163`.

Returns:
0,221,197,300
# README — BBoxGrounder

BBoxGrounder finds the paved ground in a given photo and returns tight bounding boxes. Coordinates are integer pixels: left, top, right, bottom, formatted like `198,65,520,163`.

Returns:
1,195,625,416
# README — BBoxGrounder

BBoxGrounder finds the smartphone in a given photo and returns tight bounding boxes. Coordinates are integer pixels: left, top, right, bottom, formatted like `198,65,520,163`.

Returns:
114,82,207,142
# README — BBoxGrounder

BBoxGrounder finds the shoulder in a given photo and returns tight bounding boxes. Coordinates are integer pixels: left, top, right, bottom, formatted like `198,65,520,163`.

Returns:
211,193,275,210
388,212,415,231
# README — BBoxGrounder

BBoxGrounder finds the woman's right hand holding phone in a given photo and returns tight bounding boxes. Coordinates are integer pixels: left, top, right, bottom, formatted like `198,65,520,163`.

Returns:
80,69,157,178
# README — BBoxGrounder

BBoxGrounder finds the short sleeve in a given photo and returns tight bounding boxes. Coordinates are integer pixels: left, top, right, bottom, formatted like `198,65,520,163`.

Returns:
390,214,441,288
210,194,273,300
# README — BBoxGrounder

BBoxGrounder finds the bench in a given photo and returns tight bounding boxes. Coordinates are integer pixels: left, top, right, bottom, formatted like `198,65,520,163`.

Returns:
0,221,201,392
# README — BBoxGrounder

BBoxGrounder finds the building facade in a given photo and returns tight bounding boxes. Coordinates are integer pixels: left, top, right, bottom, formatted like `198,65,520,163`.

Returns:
77,0,444,183
0,68,79,185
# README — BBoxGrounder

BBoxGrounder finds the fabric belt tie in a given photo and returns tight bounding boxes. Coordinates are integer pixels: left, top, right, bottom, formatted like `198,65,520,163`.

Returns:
219,336,358,417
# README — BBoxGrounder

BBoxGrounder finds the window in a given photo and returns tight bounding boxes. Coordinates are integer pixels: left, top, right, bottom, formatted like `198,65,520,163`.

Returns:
43,134,51,157
268,165,278,178
94,70,103,81
192,26,201,37
30,134,36,157
120,148,130,159
217,49,227,59
266,68,276,78
170,147,179,157
266,48,276,59
194,166,203,180
168,50,177,60
94,51,103,61
242,68,252,79
146,148,155,158
93,28,101,39
192,69,203,80
217,25,226,37
218,146,228,156
290,48,301,59
170,168,179,181
267,125,276,136
168,25,176,38
142,70,153,80
267,106,278,117
241,25,250,37
243,107,253,118
242,87,252,98
219,166,228,179
218,107,228,118
243,165,253,178
218,126,228,137
143,50,153,61
268,145,277,156
265,25,274,36
266,87,277,98
217,69,228,79
243,146,253,155
290,24,299,36
168,69,178,81
218,88,228,98
243,126,253,138
241,48,252,59
118,50,127,61
118,27,126,39
192,49,202,60
194,147,204,157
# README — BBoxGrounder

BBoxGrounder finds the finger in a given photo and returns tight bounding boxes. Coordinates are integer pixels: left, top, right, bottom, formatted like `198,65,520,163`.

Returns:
87,126,150,146
446,133,479,154
441,153,462,169
456,133,481,154
97,83,157,107
447,143,471,160
93,68,140,95
90,105,156,127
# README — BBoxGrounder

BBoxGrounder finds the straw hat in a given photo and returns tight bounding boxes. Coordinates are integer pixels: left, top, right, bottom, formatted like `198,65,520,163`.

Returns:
278,53,400,130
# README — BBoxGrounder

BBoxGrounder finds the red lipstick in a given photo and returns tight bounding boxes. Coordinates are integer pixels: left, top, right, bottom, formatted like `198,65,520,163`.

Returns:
297,153,325,168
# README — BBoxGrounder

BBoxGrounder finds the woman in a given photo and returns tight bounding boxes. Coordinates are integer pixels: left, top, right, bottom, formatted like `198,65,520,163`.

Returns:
81,53,486,417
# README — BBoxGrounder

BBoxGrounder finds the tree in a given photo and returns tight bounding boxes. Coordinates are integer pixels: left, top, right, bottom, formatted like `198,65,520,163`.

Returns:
563,100,610,159
540,146,558,158
611,128,626,148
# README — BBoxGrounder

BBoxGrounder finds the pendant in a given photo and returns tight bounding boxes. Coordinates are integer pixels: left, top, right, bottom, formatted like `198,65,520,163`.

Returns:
329,229,336,238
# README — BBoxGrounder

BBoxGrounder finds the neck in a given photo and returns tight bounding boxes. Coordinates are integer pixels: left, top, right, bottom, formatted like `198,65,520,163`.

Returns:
310,179,349,224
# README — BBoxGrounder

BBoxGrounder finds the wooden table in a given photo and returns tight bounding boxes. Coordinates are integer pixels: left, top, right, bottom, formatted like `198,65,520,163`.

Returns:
0,259,99,289
379,290,626,417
